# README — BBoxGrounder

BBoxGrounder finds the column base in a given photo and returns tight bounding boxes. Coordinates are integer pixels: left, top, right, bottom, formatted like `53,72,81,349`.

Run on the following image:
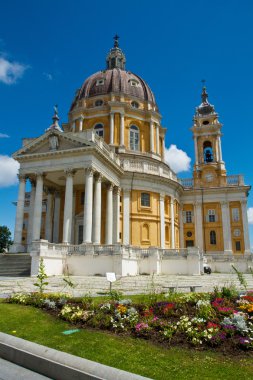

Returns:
9,243,26,253
224,250,233,255
117,145,126,153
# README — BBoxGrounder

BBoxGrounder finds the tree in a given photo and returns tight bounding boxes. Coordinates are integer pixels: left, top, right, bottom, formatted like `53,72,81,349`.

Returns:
0,225,13,253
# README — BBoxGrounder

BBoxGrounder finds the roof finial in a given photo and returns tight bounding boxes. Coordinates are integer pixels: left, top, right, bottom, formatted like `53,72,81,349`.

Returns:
113,34,120,48
46,104,62,132
53,104,59,122
201,80,208,103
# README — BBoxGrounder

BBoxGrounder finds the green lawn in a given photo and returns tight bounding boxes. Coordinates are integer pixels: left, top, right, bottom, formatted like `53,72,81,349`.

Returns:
0,302,253,380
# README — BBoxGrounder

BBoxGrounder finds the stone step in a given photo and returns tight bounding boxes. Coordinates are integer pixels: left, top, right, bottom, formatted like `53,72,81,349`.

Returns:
0,254,31,277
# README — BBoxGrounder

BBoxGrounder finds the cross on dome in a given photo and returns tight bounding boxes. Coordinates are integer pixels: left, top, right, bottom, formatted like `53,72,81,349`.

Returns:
113,34,120,48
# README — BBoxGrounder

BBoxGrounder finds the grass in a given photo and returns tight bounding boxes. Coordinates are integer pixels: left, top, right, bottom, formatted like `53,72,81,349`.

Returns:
0,302,253,379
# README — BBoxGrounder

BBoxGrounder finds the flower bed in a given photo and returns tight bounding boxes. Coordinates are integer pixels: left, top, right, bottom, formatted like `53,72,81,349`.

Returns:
6,290,253,353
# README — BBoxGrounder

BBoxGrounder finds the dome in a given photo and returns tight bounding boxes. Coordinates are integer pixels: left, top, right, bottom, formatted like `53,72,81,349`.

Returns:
70,36,157,111
70,69,156,111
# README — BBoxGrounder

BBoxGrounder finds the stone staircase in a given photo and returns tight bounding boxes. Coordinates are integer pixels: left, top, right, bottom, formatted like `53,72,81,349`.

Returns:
0,254,31,277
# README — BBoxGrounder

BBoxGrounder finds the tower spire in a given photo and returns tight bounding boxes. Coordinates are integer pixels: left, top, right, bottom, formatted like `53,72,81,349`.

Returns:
106,35,126,70
196,82,215,116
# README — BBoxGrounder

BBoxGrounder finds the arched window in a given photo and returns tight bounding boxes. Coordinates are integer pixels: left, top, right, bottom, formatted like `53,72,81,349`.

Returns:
210,230,216,245
203,141,213,163
129,125,139,151
95,99,103,107
94,123,104,138
142,224,149,241
131,101,139,109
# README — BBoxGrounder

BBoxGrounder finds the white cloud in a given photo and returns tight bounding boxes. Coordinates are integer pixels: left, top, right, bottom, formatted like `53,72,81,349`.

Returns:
0,155,20,188
164,144,191,173
43,72,53,80
0,57,28,84
0,133,9,138
248,208,253,224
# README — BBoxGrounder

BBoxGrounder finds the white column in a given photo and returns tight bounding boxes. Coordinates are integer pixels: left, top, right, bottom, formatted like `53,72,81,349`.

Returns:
53,192,60,243
150,120,154,153
113,187,120,243
45,189,53,242
109,112,114,145
63,170,74,243
194,201,204,252
71,191,76,244
241,200,251,254
123,189,130,245
162,138,165,160
93,174,102,244
32,173,44,241
120,113,125,146
13,174,26,248
215,139,220,162
156,125,160,155
83,168,94,243
170,197,175,248
221,201,232,254
194,136,199,166
105,183,113,244
79,116,84,132
179,204,184,248
218,136,223,161
160,194,165,249
27,179,36,246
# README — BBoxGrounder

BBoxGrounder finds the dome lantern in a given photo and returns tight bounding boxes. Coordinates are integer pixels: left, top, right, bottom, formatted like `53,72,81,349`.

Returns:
106,35,126,70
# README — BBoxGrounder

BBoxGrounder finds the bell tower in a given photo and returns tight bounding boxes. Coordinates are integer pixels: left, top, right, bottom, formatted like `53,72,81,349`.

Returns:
191,85,226,187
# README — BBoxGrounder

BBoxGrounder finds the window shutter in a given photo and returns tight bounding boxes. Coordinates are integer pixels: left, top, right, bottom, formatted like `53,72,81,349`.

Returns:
183,211,186,223
206,215,209,223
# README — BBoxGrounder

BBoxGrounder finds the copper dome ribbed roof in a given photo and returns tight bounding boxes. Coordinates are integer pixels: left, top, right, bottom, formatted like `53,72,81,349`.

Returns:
70,68,157,111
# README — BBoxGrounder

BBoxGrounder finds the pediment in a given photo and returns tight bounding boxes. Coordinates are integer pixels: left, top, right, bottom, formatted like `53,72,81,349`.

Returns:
14,130,92,157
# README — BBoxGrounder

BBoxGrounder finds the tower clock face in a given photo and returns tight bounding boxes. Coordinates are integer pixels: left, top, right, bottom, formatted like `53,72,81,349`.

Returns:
205,173,213,182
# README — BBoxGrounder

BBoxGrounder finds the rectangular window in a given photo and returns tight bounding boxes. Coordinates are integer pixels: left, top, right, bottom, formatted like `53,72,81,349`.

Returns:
186,211,192,223
186,240,194,247
235,241,241,251
78,225,83,245
141,193,150,207
208,209,216,222
210,230,217,245
232,208,240,222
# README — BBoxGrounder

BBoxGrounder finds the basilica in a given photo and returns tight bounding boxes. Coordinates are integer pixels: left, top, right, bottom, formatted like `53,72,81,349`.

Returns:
10,37,251,276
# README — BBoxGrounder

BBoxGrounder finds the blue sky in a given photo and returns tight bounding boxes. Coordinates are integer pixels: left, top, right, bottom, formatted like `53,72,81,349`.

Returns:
0,0,253,247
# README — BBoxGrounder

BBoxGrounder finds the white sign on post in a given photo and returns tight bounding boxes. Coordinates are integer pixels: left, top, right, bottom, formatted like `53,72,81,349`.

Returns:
106,272,116,283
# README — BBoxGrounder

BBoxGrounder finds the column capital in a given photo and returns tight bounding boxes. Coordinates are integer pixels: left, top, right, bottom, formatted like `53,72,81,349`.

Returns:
86,167,95,177
64,168,76,177
79,115,84,121
94,172,103,182
17,173,26,181
220,201,229,207
179,203,184,211
106,182,114,191
113,186,121,196
160,193,165,201
44,186,55,194
34,171,44,179
194,200,202,207
240,199,247,206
